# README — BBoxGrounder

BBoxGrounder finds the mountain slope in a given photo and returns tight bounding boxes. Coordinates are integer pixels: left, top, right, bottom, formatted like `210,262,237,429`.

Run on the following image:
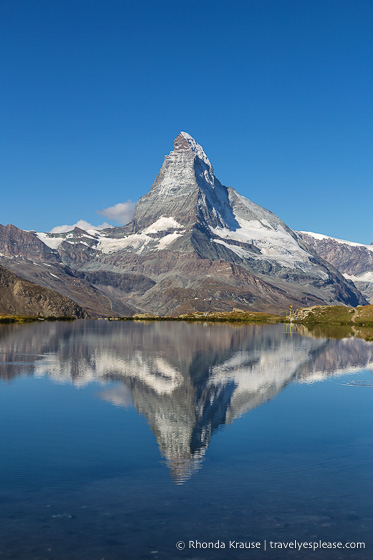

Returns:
298,231,373,303
0,224,135,316
0,264,87,317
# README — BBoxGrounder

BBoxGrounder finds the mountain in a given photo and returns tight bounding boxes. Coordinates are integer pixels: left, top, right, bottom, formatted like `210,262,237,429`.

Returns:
0,264,87,317
0,133,367,315
0,224,135,316
298,231,373,303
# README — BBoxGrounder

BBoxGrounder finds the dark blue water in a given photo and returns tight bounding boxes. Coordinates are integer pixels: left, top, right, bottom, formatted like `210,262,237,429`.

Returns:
0,320,372,559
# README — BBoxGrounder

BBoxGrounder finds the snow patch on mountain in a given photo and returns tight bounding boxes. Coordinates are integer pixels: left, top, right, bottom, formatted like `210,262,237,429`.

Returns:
212,238,257,260
97,232,151,254
143,216,183,234
212,216,323,272
36,232,65,250
157,232,183,249
344,271,373,284
96,216,184,254
299,231,373,251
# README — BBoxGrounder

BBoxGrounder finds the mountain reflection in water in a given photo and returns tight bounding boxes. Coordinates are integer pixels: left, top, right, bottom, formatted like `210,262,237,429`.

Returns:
0,320,372,483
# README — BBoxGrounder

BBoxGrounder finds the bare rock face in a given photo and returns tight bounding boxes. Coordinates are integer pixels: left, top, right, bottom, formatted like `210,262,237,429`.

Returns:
0,265,87,317
0,132,368,315
298,232,373,303
0,224,59,263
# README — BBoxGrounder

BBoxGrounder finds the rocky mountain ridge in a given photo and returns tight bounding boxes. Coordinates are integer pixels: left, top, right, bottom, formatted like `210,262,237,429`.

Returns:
0,224,135,316
298,231,373,303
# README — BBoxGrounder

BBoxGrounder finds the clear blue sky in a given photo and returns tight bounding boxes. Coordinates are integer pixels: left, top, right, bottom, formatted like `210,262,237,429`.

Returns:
1,0,372,243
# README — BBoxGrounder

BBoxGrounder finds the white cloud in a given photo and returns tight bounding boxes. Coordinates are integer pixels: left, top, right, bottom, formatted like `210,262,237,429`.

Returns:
49,200,136,234
97,200,136,225
50,220,112,234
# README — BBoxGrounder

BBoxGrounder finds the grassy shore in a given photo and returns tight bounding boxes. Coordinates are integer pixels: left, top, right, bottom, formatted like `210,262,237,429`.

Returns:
118,304,373,327
106,307,373,341
292,304,373,327
124,310,286,323
0,315,76,324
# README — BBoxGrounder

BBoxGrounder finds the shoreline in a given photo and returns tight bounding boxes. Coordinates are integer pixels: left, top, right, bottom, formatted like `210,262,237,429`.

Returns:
2,305,373,328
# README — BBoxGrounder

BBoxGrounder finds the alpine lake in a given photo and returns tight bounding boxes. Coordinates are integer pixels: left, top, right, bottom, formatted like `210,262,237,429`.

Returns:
0,319,372,560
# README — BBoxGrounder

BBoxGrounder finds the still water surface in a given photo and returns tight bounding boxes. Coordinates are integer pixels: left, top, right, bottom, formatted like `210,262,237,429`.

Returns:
0,320,372,559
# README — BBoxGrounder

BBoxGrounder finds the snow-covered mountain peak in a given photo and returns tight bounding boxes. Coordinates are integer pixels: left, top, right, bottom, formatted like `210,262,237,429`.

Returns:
172,131,213,169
